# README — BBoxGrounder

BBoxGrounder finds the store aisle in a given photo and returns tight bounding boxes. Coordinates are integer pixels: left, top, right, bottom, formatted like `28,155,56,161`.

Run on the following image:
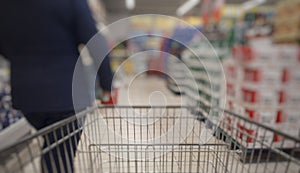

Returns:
117,75,182,106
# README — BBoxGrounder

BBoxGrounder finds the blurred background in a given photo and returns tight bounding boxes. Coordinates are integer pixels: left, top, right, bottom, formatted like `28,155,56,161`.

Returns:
0,0,299,164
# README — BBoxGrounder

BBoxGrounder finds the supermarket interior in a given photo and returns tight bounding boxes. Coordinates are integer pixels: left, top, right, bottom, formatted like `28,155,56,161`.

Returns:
0,0,300,173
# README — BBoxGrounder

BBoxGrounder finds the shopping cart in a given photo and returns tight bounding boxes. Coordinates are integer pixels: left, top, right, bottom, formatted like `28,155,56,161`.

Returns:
0,105,299,173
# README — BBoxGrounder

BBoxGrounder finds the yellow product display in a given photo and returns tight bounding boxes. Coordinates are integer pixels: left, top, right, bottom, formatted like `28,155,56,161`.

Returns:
111,59,120,72
123,60,135,74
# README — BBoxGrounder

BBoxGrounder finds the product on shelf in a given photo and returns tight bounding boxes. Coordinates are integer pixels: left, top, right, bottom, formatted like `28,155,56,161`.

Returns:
273,0,300,43
180,15,299,149
166,55,186,94
182,46,228,121
0,57,23,132
227,41,300,147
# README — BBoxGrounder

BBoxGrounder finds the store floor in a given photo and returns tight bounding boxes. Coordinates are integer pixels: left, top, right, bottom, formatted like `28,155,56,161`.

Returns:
117,75,182,106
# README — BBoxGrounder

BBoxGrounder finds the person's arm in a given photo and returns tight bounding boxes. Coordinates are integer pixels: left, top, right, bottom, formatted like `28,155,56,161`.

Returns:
73,0,113,92
98,55,113,91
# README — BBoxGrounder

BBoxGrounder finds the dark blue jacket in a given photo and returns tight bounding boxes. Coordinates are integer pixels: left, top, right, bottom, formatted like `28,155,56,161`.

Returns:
0,0,113,113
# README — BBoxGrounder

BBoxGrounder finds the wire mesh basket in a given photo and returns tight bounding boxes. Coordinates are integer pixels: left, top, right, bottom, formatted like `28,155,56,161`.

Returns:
0,105,299,173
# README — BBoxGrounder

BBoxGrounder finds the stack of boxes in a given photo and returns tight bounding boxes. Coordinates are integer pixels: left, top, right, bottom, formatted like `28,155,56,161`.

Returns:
222,56,243,137
223,41,300,148
180,23,299,148
275,45,300,147
273,0,300,43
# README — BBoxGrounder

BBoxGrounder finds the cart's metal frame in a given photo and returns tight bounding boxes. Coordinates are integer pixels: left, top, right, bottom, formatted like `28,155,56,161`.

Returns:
0,105,299,173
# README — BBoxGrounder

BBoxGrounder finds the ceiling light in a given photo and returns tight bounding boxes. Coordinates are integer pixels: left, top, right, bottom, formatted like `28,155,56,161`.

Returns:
242,0,266,11
126,0,135,10
176,0,201,16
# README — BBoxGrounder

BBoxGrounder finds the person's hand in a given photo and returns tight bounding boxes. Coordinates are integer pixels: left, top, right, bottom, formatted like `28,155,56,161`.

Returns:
101,90,115,105
102,91,111,102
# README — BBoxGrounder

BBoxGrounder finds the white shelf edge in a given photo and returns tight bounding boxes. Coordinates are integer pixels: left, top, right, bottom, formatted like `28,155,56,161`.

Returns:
0,118,32,149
